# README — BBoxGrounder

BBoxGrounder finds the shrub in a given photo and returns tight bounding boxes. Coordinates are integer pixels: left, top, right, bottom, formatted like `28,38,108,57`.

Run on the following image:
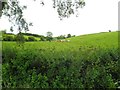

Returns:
3,35,15,41
28,36,36,41
2,45,119,88
40,36,46,41
46,37,53,42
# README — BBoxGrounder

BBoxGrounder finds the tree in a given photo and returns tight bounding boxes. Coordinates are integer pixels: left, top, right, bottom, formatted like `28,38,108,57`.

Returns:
67,34,71,38
109,30,111,32
46,31,53,41
0,0,85,32
72,35,76,37
0,30,6,34
57,35,66,39
15,32,25,44
52,0,85,20
1,0,32,33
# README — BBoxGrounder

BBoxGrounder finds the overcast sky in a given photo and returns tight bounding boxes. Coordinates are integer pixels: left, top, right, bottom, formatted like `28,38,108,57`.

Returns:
0,0,119,36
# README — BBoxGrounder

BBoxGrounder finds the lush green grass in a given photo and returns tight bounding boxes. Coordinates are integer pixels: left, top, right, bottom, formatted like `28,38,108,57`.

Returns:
2,31,119,88
68,31,118,48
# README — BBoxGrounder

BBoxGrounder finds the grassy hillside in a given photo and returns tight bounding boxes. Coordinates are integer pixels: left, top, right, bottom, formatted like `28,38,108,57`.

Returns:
68,31,118,48
2,31,119,88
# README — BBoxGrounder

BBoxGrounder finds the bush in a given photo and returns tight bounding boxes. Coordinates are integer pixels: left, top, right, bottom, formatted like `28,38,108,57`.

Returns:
57,35,66,39
28,36,36,41
24,37,28,41
2,44,119,88
46,37,53,42
3,35,15,41
40,36,46,41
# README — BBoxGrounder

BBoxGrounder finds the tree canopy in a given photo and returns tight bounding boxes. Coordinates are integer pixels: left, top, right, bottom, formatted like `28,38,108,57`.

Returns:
0,0,85,32
46,31,53,41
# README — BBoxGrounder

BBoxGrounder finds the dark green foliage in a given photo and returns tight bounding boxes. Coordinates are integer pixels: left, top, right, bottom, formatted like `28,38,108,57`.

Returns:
57,35,66,39
21,33,43,38
46,36,53,42
46,32,53,41
72,35,76,37
2,32,16,41
15,32,25,44
2,44,119,88
53,0,85,20
3,35,15,41
2,32,42,42
67,34,71,38
40,36,46,41
0,30,6,34
1,0,31,32
28,36,36,41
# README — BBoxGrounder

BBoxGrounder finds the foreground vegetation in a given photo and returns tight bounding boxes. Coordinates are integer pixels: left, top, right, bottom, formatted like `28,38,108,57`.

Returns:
2,31,119,88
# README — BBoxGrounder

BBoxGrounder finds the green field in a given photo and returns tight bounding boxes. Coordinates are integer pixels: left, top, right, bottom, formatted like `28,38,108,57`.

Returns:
2,31,119,88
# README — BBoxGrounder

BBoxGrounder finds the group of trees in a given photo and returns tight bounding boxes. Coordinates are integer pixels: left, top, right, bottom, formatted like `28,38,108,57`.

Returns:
46,31,75,41
1,30,38,41
1,30,75,42
2,34,37,42
56,34,75,39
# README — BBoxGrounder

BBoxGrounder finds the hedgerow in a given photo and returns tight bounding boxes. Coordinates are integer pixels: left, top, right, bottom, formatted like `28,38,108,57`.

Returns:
2,43,119,88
